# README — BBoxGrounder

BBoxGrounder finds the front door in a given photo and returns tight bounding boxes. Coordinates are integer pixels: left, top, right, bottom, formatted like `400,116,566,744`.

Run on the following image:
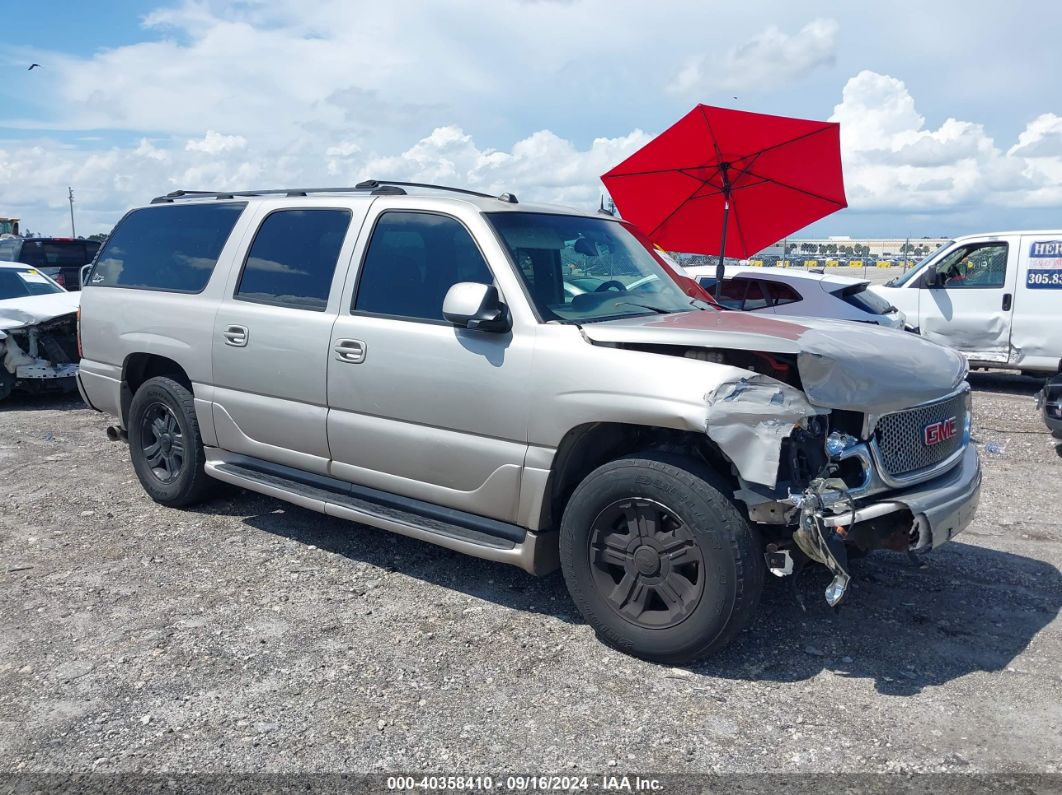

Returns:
211,205,363,475
917,239,1017,363
326,209,533,522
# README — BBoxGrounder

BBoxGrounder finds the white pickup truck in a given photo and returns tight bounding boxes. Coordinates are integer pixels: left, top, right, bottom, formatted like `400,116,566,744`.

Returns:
872,230,1062,375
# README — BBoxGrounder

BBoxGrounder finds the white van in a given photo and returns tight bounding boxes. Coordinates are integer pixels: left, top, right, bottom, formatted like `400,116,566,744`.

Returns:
871,231,1061,375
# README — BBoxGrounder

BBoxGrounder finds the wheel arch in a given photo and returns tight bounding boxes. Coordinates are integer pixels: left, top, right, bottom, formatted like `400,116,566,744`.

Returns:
120,353,194,427
536,421,734,533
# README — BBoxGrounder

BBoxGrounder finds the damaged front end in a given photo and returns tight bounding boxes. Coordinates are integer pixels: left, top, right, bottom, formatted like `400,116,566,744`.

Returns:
717,377,980,608
580,310,983,607
0,306,80,401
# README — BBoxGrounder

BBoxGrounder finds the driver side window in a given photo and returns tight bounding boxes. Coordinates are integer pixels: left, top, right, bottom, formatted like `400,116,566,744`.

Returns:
926,243,1008,289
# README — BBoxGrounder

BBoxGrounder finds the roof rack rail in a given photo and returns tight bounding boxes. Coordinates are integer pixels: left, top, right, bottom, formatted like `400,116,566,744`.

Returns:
149,180,516,204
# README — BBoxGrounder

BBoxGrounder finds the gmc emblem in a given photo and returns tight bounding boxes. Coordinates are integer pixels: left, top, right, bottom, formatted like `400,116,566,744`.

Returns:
924,416,958,446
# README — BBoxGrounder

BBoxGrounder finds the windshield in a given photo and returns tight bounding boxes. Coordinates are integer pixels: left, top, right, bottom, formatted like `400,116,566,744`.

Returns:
0,267,65,300
487,212,701,323
889,241,953,286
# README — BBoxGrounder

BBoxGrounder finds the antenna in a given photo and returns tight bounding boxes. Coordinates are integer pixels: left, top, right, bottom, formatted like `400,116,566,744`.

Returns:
68,187,76,237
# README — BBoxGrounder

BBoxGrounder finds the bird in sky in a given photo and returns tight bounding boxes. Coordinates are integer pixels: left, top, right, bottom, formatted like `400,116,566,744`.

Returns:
28,63,41,70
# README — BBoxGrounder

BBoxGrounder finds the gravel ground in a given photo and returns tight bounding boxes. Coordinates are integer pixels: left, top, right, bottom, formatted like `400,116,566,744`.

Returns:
0,372,1059,775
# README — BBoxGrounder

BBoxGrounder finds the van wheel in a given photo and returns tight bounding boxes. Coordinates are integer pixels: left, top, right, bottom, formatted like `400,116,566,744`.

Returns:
560,452,764,664
127,376,214,508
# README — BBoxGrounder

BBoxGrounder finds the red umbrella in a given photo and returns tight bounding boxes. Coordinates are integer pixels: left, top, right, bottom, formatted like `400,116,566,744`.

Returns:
602,105,847,296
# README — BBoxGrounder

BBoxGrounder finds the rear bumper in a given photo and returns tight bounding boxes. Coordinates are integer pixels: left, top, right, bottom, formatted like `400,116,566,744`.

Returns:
76,361,122,418
821,444,982,549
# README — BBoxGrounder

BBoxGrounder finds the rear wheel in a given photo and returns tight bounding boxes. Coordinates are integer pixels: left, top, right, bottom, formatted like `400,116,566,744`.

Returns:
127,376,215,507
560,452,764,663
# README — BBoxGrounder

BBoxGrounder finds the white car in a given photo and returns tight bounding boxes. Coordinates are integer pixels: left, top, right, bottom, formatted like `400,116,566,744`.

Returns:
0,261,80,400
682,265,906,328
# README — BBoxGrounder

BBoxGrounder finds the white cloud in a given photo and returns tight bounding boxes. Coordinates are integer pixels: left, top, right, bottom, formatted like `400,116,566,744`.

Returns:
1008,113,1062,158
185,130,247,154
0,125,651,235
669,19,838,95
830,70,1061,211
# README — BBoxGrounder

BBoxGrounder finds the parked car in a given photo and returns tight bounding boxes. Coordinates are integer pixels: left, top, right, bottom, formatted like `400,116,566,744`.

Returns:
683,265,906,328
1039,374,1062,439
0,237,101,291
78,182,980,663
871,231,1062,375
0,262,80,400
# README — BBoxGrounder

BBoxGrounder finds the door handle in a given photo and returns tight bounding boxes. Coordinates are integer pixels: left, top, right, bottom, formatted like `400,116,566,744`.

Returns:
1002,293,1012,311
222,324,249,347
334,338,366,363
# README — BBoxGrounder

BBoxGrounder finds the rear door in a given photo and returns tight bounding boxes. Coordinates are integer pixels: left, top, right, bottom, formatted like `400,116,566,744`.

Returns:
210,202,368,475
1010,236,1062,371
916,237,1018,362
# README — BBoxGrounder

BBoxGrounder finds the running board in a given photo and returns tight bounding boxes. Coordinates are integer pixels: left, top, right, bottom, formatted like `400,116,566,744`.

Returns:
203,451,558,575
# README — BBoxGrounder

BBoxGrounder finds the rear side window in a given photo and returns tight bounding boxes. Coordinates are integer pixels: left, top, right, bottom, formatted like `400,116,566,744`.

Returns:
763,280,802,307
89,203,246,293
235,209,352,311
697,276,756,310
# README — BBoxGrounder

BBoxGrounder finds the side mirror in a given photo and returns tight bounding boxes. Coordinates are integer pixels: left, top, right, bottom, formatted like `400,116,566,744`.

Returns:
442,282,511,333
923,269,942,288
80,264,93,288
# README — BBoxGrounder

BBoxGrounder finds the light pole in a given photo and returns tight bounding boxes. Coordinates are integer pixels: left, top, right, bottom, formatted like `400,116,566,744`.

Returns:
67,187,76,238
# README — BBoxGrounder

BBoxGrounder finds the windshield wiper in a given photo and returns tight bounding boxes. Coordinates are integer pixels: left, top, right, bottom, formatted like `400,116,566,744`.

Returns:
614,301,672,315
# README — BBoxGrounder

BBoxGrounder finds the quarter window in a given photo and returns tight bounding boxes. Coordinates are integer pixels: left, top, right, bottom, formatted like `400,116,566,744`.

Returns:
236,209,352,311
90,203,246,292
354,212,493,321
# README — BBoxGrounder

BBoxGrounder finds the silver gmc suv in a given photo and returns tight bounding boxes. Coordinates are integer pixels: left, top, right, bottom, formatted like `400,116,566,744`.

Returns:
78,181,982,663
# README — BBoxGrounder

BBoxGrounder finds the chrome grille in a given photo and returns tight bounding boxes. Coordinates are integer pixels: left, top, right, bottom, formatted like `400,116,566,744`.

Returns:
874,392,967,477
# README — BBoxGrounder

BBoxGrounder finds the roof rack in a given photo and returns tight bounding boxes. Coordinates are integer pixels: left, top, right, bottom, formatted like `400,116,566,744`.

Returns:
149,180,517,204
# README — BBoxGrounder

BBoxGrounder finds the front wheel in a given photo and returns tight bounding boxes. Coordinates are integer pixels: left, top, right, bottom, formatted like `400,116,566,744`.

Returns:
559,452,764,664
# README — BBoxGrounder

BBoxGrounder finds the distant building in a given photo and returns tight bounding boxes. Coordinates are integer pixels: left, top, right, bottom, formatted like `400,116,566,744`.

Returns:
756,237,951,260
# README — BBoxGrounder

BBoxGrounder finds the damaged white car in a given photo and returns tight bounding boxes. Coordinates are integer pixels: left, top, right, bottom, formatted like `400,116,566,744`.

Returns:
78,184,982,663
0,262,80,401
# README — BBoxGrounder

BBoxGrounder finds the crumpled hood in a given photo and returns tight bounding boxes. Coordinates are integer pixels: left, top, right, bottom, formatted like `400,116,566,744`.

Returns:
0,291,80,338
582,309,966,414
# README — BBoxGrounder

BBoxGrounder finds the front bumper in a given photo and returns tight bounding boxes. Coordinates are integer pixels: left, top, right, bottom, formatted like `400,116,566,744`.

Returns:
790,445,981,607
820,444,982,549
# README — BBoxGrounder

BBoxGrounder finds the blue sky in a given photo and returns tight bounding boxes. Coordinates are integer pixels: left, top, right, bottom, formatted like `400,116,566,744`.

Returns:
2,0,1061,242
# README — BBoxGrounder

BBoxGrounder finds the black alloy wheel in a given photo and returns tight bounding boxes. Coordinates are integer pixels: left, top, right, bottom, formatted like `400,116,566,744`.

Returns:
588,498,705,629
139,402,185,484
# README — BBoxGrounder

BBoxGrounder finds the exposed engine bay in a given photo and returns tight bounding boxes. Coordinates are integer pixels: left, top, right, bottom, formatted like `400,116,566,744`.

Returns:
0,310,80,401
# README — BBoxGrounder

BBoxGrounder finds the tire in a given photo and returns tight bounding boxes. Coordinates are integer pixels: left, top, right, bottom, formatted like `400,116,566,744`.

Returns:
559,452,764,664
127,376,215,508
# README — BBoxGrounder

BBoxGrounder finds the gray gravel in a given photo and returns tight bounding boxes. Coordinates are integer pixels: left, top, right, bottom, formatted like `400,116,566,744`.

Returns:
1,372,1059,774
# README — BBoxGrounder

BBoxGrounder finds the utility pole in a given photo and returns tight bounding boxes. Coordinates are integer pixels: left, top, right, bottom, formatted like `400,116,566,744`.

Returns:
67,187,76,238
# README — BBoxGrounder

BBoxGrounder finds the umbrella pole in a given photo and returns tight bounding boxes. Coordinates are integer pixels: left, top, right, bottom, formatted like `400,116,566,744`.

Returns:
714,196,730,300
